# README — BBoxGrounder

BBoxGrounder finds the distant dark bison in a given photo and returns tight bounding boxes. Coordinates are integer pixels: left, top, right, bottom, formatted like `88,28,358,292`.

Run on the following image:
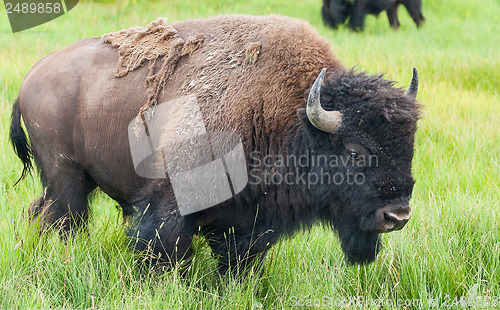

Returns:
322,0,425,31
11,15,419,274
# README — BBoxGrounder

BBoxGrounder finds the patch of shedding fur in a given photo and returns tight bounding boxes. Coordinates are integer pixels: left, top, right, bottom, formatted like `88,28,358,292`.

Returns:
244,42,261,65
101,18,204,114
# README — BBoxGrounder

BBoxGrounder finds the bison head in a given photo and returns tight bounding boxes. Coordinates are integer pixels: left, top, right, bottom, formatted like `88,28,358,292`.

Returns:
322,0,354,29
297,68,419,264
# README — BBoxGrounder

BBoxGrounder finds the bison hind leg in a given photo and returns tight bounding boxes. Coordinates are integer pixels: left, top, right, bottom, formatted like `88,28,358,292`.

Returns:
29,166,96,234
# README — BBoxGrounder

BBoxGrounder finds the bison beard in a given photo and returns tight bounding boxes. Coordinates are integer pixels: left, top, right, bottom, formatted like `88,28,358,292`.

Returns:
337,223,381,264
11,15,419,276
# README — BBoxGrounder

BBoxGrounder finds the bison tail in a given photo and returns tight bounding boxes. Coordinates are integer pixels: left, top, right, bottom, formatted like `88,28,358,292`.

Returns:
10,98,33,186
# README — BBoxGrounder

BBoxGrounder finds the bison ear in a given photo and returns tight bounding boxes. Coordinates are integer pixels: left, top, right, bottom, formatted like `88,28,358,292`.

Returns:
297,108,307,120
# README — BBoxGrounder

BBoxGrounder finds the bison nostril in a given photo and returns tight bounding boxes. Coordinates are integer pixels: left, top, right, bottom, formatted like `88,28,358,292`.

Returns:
382,211,410,232
373,204,411,233
384,212,395,223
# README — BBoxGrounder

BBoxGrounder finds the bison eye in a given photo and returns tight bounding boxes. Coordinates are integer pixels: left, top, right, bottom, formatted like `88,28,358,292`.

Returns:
348,150,360,160
343,142,371,162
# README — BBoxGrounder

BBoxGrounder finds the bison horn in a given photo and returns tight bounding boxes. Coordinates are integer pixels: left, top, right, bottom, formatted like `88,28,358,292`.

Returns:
405,67,418,99
306,68,342,133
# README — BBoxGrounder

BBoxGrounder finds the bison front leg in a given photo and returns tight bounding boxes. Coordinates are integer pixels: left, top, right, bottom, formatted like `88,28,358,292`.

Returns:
322,3,339,29
128,205,196,270
347,0,367,31
386,3,401,30
208,228,277,277
402,0,425,27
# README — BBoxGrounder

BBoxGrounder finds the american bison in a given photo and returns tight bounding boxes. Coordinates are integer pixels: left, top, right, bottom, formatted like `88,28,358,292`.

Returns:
322,0,425,31
11,15,419,274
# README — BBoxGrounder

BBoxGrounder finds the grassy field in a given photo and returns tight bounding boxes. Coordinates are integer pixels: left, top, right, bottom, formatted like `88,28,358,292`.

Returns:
0,0,499,308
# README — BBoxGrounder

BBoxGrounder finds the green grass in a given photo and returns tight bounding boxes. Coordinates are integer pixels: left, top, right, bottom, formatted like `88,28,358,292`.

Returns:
1,0,499,308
